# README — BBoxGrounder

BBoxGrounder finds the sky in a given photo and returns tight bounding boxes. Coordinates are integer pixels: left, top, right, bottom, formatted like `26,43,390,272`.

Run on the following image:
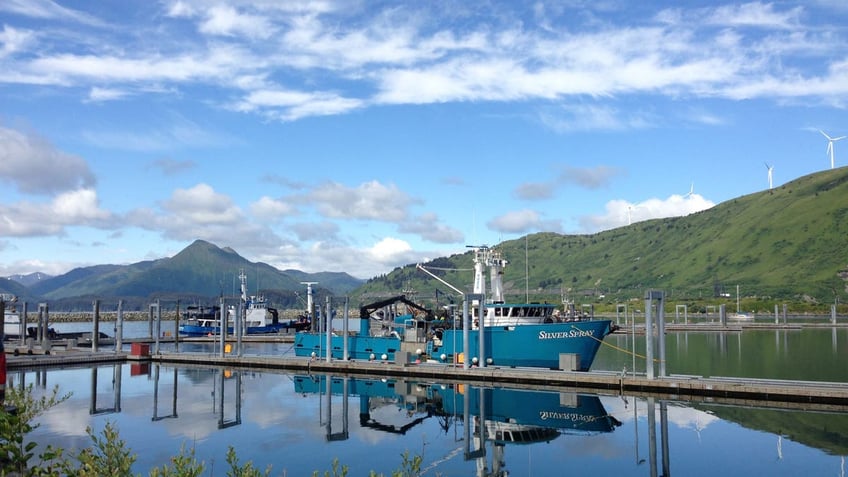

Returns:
1,1,847,281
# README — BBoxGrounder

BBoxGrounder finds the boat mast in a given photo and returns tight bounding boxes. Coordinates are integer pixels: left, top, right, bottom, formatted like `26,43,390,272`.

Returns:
472,247,487,301
736,284,740,314
239,269,249,303
488,250,507,303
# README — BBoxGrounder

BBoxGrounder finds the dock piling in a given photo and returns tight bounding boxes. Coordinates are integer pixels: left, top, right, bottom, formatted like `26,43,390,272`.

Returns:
92,300,100,352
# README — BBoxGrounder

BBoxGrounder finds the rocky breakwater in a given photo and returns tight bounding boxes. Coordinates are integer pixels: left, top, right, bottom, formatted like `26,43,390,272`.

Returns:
16,309,309,323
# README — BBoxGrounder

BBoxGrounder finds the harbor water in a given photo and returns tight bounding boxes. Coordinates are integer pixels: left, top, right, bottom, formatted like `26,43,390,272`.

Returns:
5,324,848,475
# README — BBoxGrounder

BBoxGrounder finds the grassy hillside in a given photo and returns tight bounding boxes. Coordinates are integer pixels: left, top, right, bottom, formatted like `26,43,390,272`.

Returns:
356,168,848,310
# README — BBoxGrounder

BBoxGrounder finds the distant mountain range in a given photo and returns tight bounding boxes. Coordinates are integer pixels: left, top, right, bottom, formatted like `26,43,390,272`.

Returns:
1,240,364,311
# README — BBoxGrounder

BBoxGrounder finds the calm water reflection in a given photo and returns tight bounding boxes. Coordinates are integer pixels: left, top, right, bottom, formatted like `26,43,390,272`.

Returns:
595,327,848,381
7,360,848,476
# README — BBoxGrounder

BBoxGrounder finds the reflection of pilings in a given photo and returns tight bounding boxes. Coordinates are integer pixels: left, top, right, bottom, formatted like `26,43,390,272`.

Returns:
89,365,121,415
217,369,224,428
152,364,178,421
660,401,671,477
216,369,241,429
153,364,159,419
114,364,121,413
648,397,658,477
634,397,641,465
324,376,350,441
325,377,349,441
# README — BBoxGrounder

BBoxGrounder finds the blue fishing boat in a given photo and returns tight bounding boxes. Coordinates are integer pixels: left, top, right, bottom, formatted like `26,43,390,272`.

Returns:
179,270,307,336
294,247,617,370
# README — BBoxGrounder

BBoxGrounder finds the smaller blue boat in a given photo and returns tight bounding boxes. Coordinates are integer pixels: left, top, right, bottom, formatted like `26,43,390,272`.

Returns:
179,270,308,336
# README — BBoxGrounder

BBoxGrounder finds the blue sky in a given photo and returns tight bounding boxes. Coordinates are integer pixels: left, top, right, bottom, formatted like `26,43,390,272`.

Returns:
1,1,847,280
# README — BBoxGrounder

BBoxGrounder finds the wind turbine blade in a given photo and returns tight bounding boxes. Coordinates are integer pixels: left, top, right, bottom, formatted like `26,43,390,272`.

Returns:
833,136,847,141
827,142,833,156
820,129,833,140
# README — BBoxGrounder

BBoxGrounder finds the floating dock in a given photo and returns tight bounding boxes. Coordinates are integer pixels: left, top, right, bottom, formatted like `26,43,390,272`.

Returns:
5,347,848,412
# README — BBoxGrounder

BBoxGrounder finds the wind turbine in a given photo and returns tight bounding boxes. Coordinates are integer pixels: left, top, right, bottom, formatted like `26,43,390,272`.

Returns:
684,182,695,198
820,130,846,169
764,162,774,190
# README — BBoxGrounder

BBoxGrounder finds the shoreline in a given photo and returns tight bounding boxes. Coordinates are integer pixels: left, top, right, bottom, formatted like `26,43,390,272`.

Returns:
11,310,308,323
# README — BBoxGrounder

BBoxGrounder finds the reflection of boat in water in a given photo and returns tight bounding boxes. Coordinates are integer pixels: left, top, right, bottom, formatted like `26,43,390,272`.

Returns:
179,270,309,336
294,375,619,475
440,385,621,476
438,385,621,438
294,246,617,370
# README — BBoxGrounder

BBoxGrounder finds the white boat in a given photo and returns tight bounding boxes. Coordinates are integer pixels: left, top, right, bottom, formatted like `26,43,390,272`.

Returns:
179,270,300,336
728,285,753,321
2,294,24,338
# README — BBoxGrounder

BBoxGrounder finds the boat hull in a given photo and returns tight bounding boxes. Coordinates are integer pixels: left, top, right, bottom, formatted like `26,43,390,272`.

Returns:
3,316,23,338
294,333,402,361
435,320,613,370
179,323,293,337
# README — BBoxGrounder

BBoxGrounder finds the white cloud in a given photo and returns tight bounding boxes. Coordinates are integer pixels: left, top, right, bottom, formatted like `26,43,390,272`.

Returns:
81,115,234,151
250,196,298,219
487,209,563,235
0,0,106,26
0,25,35,58
398,213,464,244
127,184,283,252
0,2,844,123
705,2,804,29
578,194,716,232
162,183,243,225
233,88,364,121
305,180,417,222
86,87,129,102
199,5,275,39
0,188,113,237
0,125,96,194
513,165,624,201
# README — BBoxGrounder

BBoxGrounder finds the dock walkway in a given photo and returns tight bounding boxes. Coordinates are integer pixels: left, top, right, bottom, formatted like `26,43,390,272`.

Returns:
6,347,848,411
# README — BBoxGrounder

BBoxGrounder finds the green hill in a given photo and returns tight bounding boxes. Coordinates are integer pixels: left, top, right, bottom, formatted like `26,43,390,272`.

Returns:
5,240,364,310
356,168,848,311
